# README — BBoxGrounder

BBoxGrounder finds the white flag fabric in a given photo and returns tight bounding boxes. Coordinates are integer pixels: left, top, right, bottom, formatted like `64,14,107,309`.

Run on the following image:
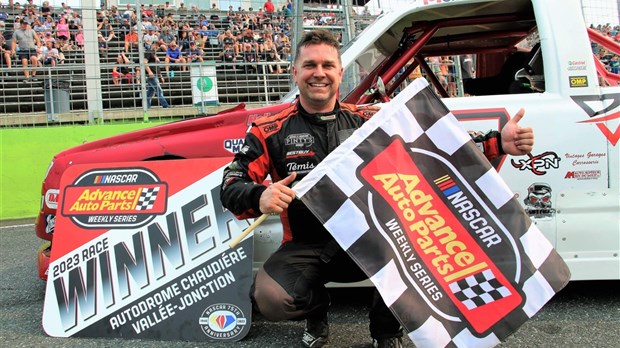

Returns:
294,79,570,347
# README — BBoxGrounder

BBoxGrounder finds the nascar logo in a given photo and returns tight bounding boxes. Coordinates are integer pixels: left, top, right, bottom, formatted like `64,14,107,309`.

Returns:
60,168,168,229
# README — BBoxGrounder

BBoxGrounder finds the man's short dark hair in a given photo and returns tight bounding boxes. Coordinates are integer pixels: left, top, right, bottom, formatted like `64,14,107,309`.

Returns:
294,29,340,64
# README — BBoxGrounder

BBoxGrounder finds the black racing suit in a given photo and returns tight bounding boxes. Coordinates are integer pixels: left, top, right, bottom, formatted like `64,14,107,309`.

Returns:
220,99,505,338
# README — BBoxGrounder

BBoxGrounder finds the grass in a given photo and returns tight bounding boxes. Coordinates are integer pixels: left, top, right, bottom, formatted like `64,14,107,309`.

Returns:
0,122,167,220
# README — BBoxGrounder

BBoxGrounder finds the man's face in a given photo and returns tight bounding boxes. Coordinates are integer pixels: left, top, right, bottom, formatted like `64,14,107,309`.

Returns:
292,43,342,113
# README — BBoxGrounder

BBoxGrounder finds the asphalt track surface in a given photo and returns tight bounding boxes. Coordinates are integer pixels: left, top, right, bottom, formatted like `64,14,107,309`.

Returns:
1,221,619,348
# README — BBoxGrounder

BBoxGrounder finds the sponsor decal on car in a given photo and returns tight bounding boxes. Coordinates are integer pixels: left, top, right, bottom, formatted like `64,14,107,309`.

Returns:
45,189,59,209
564,151,606,166
224,138,245,153
569,76,588,87
565,170,601,180
511,152,560,175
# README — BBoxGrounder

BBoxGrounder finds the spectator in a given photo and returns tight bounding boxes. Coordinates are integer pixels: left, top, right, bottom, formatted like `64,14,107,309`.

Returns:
155,4,165,19
185,41,203,65
143,50,170,109
460,54,475,79
263,0,275,18
142,4,154,19
142,25,159,50
42,30,54,44
75,28,83,49
275,31,291,58
211,3,218,11
137,16,152,32
239,28,258,52
196,14,208,28
218,38,237,69
112,51,133,85
25,0,35,10
42,15,54,31
610,55,619,74
194,32,207,50
159,26,176,48
164,40,186,75
97,17,115,42
122,4,135,22
264,46,282,74
11,19,40,82
97,34,108,55
39,39,59,66
109,5,120,21
124,27,138,52
63,5,74,20
178,29,192,50
281,5,291,18
72,13,81,26
55,16,69,47
117,17,131,41
31,18,44,32
204,24,220,48
440,55,456,96
241,42,259,74
0,34,12,69
39,1,52,19
220,29,237,53
178,3,187,12
68,19,78,43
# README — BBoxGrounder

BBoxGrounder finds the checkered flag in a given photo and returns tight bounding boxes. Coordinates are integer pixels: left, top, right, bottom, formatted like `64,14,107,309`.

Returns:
135,187,160,210
294,79,570,348
449,269,512,310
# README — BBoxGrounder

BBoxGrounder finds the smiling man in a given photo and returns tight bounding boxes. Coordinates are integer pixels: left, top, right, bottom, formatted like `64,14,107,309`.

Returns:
292,33,342,113
220,29,403,348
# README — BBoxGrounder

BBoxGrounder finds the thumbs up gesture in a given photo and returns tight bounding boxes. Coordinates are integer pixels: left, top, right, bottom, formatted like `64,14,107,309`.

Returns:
259,172,298,214
501,108,534,156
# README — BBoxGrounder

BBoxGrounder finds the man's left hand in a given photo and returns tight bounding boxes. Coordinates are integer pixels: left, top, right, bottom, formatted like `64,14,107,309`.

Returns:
501,108,534,155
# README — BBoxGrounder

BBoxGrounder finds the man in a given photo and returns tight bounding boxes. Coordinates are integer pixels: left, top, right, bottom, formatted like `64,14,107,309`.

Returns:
142,26,159,50
143,50,170,109
124,27,138,52
0,34,12,69
263,0,275,17
164,40,186,76
241,42,258,74
112,51,133,85
39,39,59,66
185,41,203,63
220,29,534,348
11,19,39,82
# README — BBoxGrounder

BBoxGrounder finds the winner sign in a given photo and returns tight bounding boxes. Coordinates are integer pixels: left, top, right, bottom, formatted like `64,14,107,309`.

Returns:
43,159,253,342
294,79,571,348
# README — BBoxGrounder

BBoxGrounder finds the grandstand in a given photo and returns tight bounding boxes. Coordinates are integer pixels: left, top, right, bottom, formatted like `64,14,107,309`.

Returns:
0,0,380,127
1,1,348,126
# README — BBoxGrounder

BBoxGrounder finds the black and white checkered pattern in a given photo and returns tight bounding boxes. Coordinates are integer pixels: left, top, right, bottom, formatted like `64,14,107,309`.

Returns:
295,79,571,348
135,187,160,210
449,269,512,310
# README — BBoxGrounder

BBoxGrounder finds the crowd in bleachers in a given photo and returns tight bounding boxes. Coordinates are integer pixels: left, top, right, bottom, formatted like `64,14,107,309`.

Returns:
0,0,307,82
0,1,356,115
591,23,620,75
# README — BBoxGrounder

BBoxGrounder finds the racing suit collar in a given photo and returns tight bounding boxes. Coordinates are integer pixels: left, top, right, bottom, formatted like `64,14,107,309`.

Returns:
297,100,340,125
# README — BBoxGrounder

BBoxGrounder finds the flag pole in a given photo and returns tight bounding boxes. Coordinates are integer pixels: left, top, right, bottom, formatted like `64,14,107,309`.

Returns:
229,213,269,249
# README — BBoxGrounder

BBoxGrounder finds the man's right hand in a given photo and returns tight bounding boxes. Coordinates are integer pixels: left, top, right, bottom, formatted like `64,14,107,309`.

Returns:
259,172,297,214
